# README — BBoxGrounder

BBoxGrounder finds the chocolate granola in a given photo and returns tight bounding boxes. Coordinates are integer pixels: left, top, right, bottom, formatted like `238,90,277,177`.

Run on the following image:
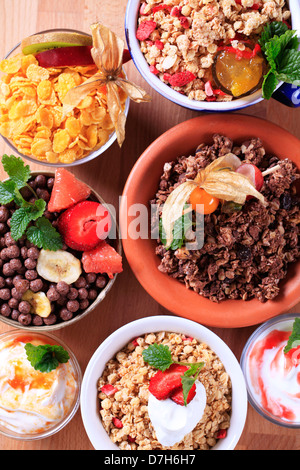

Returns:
152,134,300,302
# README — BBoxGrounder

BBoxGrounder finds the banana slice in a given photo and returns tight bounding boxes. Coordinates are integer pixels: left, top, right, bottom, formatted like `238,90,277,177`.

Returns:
22,290,52,318
36,249,82,285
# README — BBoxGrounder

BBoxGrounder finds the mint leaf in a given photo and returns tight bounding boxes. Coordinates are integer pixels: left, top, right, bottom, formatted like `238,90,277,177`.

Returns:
10,199,46,241
260,24,300,99
0,180,17,205
182,362,204,405
2,155,30,189
142,343,173,371
181,375,197,406
284,318,300,354
25,343,70,373
262,70,279,100
10,208,33,241
275,49,300,84
159,205,193,251
26,216,63,251
259,21,288,52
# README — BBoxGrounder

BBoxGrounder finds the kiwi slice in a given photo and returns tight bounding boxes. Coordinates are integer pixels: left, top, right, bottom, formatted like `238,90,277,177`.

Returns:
22,31,93,56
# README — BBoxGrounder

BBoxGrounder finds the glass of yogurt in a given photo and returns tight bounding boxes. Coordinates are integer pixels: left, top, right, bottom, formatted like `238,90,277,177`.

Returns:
0,330,81,440
241,313,300,428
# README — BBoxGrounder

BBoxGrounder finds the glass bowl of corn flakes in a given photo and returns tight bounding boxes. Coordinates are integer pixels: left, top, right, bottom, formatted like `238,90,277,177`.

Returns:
0,29,130,167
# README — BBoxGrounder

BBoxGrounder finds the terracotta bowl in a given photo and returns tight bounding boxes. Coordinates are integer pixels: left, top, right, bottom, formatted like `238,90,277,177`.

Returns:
120,114,300,328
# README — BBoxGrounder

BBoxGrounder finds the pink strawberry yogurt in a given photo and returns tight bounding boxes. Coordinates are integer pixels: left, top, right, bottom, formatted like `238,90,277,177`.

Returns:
241,315,300,426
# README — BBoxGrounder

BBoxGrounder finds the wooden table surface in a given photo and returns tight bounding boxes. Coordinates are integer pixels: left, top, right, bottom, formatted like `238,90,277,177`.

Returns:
0,0,299,451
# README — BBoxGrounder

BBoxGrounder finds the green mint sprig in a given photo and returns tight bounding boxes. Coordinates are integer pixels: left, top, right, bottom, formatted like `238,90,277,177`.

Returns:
142,343,205,406
259,22,300,100
0,155,63,251
25,343,70,373
159,204,193,251
284,318,300,354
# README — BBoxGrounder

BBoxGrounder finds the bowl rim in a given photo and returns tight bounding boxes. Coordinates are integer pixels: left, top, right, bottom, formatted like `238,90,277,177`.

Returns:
80,314,248,450
240,312,300,429
120,113,300,328
125,0,273,112
0,329,82,440
1,28,130,167
0,170,121,332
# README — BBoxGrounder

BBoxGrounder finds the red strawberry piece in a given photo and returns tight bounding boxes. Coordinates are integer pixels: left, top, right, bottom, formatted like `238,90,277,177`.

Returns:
155,40,164,50
179,16,189,29
101,384,118,396
216,429,227,439
168,71,196,87
205,80,214,97
149,364,188,400
128,436,136,443
58,201,112,251
152,4,172,13
48,168,91,213
112,417,123,429
136,20,157,41
170,6,181,17
150,64,159,75
170,383,196,406
163,72,172,83
82,241,123,278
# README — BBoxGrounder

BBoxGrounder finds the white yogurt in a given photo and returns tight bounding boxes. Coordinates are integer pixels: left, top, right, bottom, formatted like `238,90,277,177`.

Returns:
148,381,207,447
0,336,78,434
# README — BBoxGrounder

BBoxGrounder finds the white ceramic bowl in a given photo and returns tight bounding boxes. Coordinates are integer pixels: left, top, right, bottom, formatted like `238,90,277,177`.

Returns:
125,0,300,111
81,315,248,450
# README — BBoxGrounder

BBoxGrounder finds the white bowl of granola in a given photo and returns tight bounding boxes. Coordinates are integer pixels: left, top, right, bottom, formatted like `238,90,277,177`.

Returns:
81,315,247,450
125,0,300,111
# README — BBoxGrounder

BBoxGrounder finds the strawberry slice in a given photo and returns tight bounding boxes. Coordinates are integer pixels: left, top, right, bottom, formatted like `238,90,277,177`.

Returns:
48,168,91,213
149,364,189,401
82,241,123,278
170,384,196,406
58,201,112,251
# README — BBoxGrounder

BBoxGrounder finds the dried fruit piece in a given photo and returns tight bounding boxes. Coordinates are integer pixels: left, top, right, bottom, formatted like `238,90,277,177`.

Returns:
136,20,157,41
112,417,123,429
36,249,82,284
167,71,196,87
22,290,52,318
101,384,118,396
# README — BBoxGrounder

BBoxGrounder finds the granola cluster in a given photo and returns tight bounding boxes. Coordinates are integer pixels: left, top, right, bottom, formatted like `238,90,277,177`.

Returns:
98,332,232,450
137,0,290,101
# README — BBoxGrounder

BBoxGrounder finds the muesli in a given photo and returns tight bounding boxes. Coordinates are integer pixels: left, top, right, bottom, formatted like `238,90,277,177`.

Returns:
152,134,300,303
98,332,232,450
136,1,296,101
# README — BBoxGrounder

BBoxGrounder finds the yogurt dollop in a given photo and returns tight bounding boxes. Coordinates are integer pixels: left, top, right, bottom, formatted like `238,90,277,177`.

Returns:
247,327,300,422
148,381,207,447
0,335,78,434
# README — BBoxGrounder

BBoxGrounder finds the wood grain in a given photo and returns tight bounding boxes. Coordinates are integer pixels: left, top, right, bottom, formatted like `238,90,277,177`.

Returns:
0,0,299,451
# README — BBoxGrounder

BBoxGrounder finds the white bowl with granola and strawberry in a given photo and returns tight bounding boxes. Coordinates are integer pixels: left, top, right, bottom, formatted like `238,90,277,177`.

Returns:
81,315,247,450
0,155,122,330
